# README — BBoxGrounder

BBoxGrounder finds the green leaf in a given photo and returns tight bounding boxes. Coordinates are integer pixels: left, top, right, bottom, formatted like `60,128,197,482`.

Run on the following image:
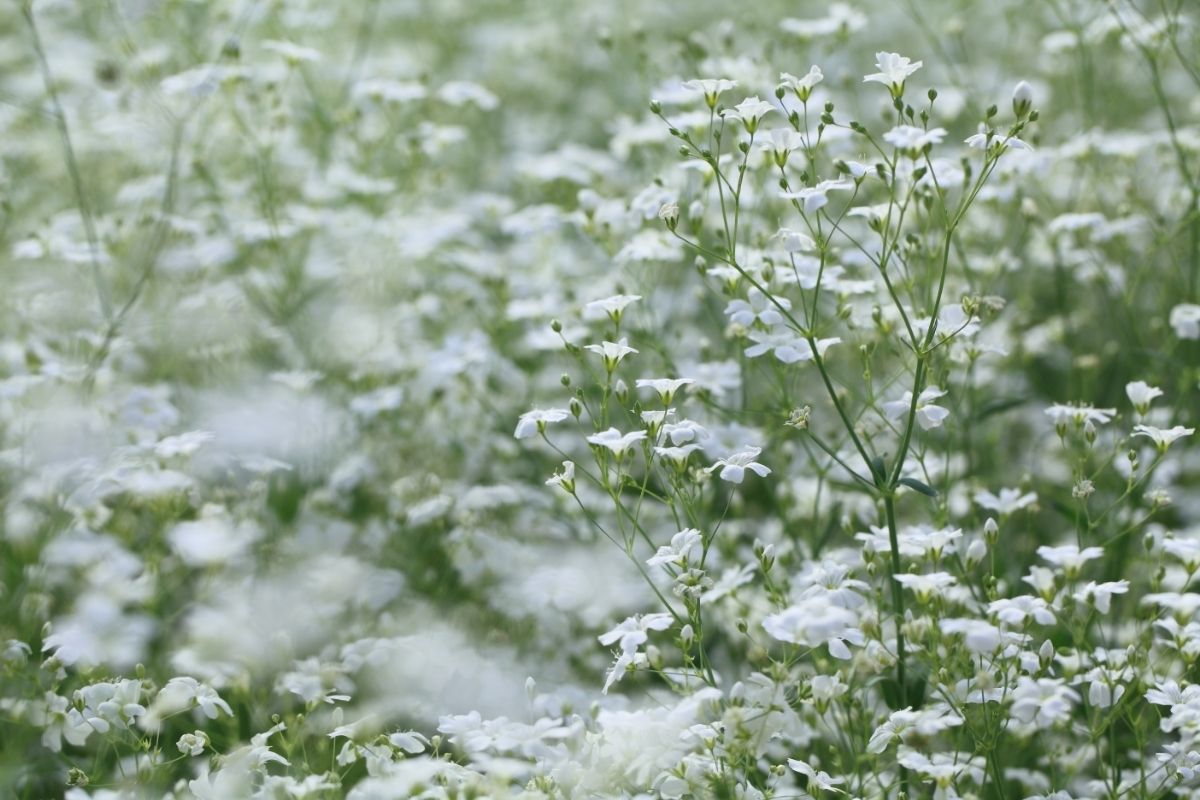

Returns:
899,477,938,497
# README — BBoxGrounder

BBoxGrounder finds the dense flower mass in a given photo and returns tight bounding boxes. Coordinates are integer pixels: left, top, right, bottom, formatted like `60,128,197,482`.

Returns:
0,0,1198,798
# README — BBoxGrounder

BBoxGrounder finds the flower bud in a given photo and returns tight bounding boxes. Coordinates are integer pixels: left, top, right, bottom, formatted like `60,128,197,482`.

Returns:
984,517,999,546
1039,638,1054,667
1012,81,1033,119
966,538,987,567
658,202,680,231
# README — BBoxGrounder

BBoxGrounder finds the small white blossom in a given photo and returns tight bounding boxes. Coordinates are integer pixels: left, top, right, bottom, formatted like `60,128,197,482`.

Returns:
883,387,950,430
514,408,571,439
863,51,924,96
1133,424,1195,452
706,446,771,484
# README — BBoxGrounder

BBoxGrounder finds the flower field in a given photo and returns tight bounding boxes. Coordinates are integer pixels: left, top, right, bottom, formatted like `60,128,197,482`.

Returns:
1,1,1199,798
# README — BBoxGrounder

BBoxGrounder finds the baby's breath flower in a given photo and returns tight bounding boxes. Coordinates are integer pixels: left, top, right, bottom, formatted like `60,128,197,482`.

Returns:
787,759,845,793
867,708,963,753
1012,80,1034,118
177,730,209,756
726,288,791,327
647,529,702,568
745,329,840,364
1170,304,1200,339
1125,380,1164,414
895,571,957,603
1037,544,1105,577
780,179,853,214
584,337,639,371
1073,580,1130,614
583,294,642,324
1010,677,1080,729
587,427,647,456
545,460,576,494
761,127,806,167
724,96,777,133
974,487,1037,515
514,408,571,439
883,387,950,430
1045,403,1118,430
682,78,738,109
657,202,679,230
1133,424,1195,452
863,51,924,97
762,598,864,660
706,446,771,484
779,66,824,102
636,377,695,405
883,125,947,156
989,595,1056,626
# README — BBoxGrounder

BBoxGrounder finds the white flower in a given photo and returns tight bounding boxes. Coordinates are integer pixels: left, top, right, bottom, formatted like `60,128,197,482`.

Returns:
883,125,947,154
761,127,806,166
989,595,1056,626
727,288,791,327
863,51,924,96
647,529,703,568
867,708,962,753
388,731,430,754
939,618,1004,653
1012,80,1034,118
724,96,777,132
583,294,642,322
1044,403,1117,427
974,487,1037,515
1125,381,1164,414
587,427,648,456
964,132,1033,153
545,460,575,493
1010,677,1080,729
598,613,673,693
514,408,571,439
763,598,864,659
682,78,738,108
776,227,817,252
787,759,845,793
745,329,840,364
706,446,771,483
1073,580,1130,613
1037,544,1105,575
584,337,639,371
153,677,232,722
1170,304,1200,339
779,65,823,101
780,179,853,214
655,443,702,466
883,386,950,430
1133,424,1195,452
1163,537,1200,571
636,377,695,406
895,572,957,602
177,731,209,756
